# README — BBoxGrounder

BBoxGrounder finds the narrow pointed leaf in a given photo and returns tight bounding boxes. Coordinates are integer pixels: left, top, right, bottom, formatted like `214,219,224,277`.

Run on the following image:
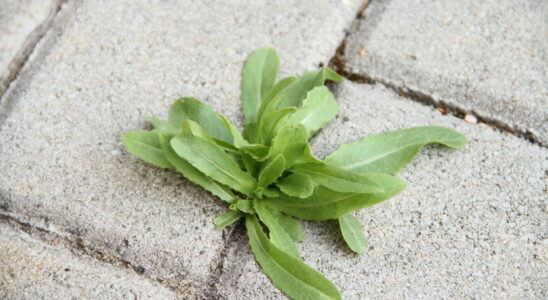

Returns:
286,86,338,138
277,67,343,109
264,173,405,220
159,135,236,203
245,215,342,300
269,123,308,168
170,135,256,195
339,213,367,254
325,126,467,175
272,211,304,242
241,47,279,125
168,97,232,144
290,163,383,194
258,154,286,189
255,200,300,259
122,131,173,169
214,211,243,229
278,173,314,198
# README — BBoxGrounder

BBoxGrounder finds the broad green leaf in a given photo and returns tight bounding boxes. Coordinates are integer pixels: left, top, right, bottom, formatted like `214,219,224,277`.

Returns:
235,199,255,214
214,211,243,229
257,77,298,122
325,126,467,175
219,114,270,160
170,135,256,195
277,67,343,109
255,200,300,259
286,86,338,138
168,97,232,144
278,173,314,198
241,47,279,125
290,163,383,194
149,116,178,134
245,215,342,300
272,210,304,242
269,123,308,168
262,188,280,198
122,131,173,169
296,143,322,164
258,154,286,189
242,122,259,144
339,213,367,254
265,173,405,220
258,107,297,145
158,134,236,203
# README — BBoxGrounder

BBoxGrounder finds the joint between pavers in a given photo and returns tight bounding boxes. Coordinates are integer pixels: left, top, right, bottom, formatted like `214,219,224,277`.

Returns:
327,1,544,148
0,0,79,130
0,212,193,297
0,0,67,100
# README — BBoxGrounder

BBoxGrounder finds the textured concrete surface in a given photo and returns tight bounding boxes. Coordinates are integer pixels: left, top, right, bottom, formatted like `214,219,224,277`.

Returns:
0,0,362,296
217,82,547,299
0,0,60,95
344,0,548,144
0,223,178,299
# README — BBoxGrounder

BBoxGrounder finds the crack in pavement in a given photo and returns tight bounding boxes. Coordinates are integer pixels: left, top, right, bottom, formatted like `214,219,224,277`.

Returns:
0,212,197,298
327,0,544,147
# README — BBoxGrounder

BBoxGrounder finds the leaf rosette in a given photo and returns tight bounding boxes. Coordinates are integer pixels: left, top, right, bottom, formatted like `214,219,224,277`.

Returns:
122,47,467,300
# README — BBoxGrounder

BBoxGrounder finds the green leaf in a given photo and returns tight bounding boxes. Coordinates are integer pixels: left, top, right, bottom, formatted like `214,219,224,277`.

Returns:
255,200,300,259
286,86,338,138
149,116,178,134
271,211,304,242
170,134,256,196
241,47,279,125
277,67,343,109
245,215,342,300
122,131,173,169
257,77,298,122
214,211,243,229
325,126,467,175
339,213,367,254
168,97,232,144
258,107,297,145
269,123,308,168
219,114,270,160
257,154,286,190
264,173,405,220
159,134,236,203
290,163,383,194
296,143,322,164
235,199,255,214
278,173,314,198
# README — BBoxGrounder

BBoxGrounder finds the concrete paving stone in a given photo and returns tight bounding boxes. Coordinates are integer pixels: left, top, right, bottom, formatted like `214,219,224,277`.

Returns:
344,0,548,144
0,0,60,95
0,0,363,295
0,223,179,299
216,81,547,299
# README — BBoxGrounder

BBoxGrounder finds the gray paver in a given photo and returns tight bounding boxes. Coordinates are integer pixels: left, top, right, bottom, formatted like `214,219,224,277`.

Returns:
344,0,548,144
0,0,59,95
0,0,362,295
0,223,179,300
217,81,547,299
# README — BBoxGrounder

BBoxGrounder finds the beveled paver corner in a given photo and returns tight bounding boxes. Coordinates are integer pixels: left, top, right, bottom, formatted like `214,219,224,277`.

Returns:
0,223,179,299
0,0,364,296
0,0,59,95
216,81,547,299
344,0,548,144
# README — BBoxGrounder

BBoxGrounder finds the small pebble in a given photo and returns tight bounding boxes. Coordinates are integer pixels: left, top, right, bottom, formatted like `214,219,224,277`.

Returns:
358,47,366,56
437,107,447,115
464,114,477,124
